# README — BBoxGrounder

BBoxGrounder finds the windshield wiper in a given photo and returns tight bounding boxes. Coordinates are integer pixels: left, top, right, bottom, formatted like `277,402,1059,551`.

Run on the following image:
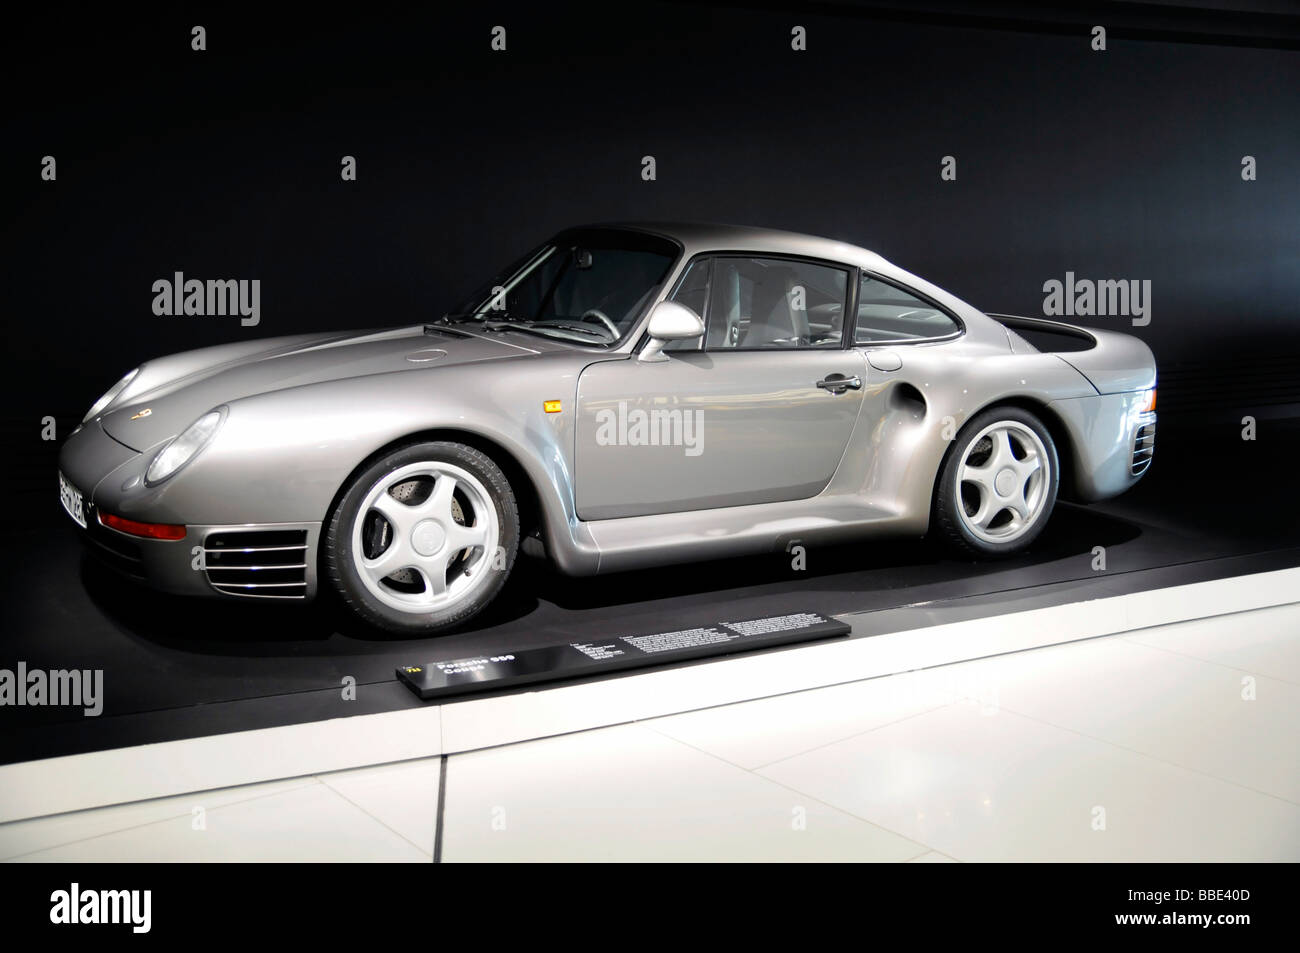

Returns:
433,312,491,325
433,312,612,344
438,310,537,325
424,322,475,337
547,323,614,338
482,322,608,344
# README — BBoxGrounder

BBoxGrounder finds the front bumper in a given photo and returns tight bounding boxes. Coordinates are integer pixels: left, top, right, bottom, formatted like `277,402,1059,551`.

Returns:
59,421,322,600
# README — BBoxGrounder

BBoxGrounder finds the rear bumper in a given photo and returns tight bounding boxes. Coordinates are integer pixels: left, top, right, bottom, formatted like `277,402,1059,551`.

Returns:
1049,391,1156,501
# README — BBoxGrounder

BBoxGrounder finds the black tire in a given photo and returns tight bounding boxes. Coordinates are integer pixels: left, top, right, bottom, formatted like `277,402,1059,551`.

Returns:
932,405,1059,558
325,441,520,634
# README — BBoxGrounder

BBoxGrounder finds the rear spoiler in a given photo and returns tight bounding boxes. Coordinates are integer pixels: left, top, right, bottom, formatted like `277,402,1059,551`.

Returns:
987,313,1097,349
988,313,1156,395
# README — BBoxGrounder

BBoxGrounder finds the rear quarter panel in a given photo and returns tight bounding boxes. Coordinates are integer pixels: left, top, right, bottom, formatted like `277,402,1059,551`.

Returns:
823,337,1101,524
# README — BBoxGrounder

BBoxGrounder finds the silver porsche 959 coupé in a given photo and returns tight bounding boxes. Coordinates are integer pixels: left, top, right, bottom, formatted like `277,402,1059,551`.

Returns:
59,223,1156,633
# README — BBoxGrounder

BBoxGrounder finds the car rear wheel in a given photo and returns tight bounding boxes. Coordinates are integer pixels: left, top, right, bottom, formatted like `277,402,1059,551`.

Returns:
325,441,519,634
932,406,1059,557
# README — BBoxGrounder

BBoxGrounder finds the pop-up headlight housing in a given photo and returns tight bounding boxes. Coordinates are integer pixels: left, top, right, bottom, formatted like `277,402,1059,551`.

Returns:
145,407,226,486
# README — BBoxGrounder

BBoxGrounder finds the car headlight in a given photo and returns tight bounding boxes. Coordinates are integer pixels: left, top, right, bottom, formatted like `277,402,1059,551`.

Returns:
145,408,226,486
82,368,140,423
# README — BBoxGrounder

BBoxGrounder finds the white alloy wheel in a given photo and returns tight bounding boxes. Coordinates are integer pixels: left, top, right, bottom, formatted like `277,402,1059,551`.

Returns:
955,420,1051,545
350,461,500,614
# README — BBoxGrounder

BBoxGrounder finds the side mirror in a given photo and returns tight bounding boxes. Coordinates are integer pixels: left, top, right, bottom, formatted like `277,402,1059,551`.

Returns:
639,301,705,363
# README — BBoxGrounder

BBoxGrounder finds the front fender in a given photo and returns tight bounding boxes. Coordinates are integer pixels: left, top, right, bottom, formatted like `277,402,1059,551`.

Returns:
86,357,603,574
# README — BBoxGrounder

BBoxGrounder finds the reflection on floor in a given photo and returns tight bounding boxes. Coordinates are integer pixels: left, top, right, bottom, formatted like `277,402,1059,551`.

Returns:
4,601,1298,862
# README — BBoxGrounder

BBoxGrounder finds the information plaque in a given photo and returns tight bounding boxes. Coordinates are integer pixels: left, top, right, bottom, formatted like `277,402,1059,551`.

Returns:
396,611,851,700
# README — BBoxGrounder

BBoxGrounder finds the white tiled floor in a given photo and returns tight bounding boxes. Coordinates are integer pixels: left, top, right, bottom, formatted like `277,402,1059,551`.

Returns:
441,722,928,861
4,601,1299,862
3,781,429,862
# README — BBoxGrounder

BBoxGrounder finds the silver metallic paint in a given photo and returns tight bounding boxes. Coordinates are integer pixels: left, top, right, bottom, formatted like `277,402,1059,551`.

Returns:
59,222,1156,599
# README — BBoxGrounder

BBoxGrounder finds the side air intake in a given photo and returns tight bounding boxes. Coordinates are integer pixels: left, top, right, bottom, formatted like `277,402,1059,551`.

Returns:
203,529,308,598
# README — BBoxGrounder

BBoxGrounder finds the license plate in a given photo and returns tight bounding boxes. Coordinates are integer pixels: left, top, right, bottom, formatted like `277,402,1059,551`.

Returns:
59,472,87,528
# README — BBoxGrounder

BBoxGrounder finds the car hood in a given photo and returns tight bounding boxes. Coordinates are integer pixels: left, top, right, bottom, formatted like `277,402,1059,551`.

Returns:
100,324,550,451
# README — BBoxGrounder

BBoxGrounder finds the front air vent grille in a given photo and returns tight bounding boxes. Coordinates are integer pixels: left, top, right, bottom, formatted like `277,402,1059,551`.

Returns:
1132,423,1156,475
204,529,308,598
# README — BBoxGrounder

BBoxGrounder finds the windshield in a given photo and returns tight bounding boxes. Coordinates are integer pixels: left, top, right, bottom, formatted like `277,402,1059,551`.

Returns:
445,228,680,344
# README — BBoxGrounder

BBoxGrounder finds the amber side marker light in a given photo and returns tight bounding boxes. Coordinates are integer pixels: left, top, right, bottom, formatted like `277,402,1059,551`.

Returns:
544,400,563,413
1141,388,1157,413
98,511,187,540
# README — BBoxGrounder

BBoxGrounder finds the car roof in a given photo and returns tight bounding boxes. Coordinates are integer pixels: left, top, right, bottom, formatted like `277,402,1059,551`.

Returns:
578,221,894,272
564,221,1001,346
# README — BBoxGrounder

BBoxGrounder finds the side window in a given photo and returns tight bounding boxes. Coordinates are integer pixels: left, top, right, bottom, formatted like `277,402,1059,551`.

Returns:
700,257,848,350
665,258,710,351
855,275,960,344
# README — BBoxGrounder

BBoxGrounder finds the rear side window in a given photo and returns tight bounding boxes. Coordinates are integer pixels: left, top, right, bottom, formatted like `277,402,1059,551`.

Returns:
855,275,959,344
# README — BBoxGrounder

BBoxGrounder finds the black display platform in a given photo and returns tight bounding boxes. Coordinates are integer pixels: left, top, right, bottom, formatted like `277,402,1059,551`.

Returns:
2,418,1297,765
397,612,852,699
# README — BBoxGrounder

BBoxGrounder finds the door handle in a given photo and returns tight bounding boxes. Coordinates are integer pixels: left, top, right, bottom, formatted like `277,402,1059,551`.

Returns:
816,374,862,394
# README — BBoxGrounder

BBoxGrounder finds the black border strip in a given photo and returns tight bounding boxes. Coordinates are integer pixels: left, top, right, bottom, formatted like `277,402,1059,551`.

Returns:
683,0,1300,51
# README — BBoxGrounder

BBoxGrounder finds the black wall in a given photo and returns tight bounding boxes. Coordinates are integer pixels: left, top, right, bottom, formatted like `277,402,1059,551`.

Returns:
5,3,1298,505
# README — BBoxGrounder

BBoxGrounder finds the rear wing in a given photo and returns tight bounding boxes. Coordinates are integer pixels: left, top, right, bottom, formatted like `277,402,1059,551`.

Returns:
987,313,1095,352
988,313,1156,395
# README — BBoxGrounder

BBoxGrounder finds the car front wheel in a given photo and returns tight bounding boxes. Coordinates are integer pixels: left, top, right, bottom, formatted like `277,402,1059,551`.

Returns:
932,406,1059,557
325,441,519,634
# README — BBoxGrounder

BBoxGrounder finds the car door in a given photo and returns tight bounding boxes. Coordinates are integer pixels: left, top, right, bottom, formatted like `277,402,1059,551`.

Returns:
574,254,867,521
